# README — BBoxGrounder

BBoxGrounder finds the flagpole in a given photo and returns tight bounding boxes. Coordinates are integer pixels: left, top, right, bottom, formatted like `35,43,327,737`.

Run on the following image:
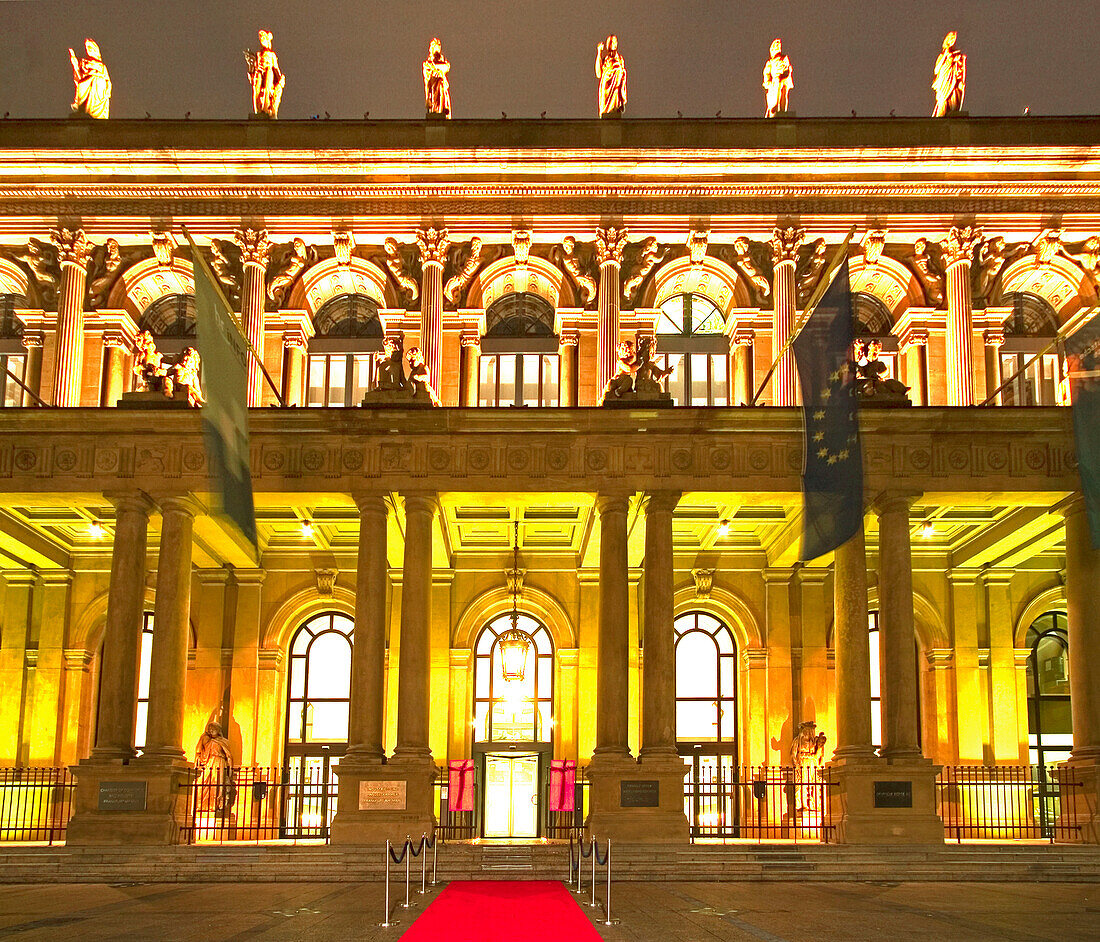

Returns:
181,227,287,407
748,226,857,407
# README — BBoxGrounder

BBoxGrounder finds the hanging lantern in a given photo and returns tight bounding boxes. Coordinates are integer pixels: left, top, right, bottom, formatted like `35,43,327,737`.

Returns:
498,519,532,683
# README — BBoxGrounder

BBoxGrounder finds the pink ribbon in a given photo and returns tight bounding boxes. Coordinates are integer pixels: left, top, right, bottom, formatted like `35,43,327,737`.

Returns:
448,759,475,812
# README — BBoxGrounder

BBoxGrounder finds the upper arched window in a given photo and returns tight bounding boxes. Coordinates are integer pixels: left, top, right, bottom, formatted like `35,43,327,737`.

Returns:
472,613,554,743
674,612,737,744
308,294,383,407
479,294,560,406
1025,611,1071,771
285,613,354,746
314,294,383,338
852,293,893,337
485,293,556,337
999,293,1062,406
0,294,27,408
140,293,196,338
654,294,729,406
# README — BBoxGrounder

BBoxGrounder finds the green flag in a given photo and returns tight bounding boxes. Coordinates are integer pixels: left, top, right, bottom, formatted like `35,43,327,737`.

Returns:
185,231,258,555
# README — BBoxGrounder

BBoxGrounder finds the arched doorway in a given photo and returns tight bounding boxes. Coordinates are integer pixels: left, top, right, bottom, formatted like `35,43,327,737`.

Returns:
675,611,738,837
283,612,353,838
472,613,554,838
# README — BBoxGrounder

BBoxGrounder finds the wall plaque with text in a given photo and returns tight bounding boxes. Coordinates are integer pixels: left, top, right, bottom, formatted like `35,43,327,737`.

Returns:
97,780,148,811
619,780,660,808
359,780,407,811
873,780,913,808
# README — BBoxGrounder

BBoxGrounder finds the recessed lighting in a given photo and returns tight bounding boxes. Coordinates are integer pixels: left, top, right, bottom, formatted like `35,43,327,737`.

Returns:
717,520,731,536
300,521,315,539
920,523,935,539
88,521,105,539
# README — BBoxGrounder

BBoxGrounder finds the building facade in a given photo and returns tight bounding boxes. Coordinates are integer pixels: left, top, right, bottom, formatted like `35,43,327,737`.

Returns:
0,117,1097,845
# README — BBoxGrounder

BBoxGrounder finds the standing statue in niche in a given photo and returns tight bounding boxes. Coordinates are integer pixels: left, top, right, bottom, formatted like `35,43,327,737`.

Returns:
245,30,285,119
595,35,627,117
762,39,793,117
789,720,828,815
195,722,235,814
69,39,111,119
423,38,452,118
931,31,966,117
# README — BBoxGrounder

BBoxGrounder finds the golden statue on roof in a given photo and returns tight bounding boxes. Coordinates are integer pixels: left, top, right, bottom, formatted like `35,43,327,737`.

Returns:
762,39,793,117
245,30,285,119
423,38,452,118
69,39,111,119
596,35,627,117
932,31,966,117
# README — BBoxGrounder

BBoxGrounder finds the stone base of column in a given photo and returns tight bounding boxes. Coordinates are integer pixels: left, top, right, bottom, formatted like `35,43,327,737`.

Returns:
824,757,944,845
1059,758,1100,844
329,757,437,845
65,757,192,846
584,755,689,844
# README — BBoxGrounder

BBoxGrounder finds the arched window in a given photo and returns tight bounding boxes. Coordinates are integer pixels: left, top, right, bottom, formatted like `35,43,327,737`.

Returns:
479,294,560,406
1000,293,1062,406
852,293,900,384
655,294,729,405
0,294,27,408
472,614,553,742
1026,611,1071,771
307,294,383,407
140,293,196,337
674,612,737,745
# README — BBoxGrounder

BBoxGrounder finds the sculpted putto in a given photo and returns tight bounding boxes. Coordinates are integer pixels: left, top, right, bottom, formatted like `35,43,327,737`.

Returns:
423,38,451,118
132,331,205,407
245,30,285,119
69,39,111,119
931,31,966,117
762,39,793,117
595,35,627,117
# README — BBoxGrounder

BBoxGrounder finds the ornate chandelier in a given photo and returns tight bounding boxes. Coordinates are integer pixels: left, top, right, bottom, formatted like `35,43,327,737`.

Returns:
497,520,532,684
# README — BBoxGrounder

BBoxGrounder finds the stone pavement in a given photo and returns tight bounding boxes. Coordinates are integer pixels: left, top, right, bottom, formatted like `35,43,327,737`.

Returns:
0,881,1095,941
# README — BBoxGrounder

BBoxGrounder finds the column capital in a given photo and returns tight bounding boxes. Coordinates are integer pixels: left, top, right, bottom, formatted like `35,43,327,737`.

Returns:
233,228,271,270
644,490,682,515
595,492,631,516
21,330,44,350
50,227,92,270
353,491,390,516
558,329,580,348
939,225,983,269
156,494,204,519
401,492,438,517
415,226,450,269
983,328,1006,347
770,225,805,266
282,330,308,350
460,330,481,349
104,490,156,516
595,226,628,268
871,490,922,516
231,568,266,587
898,326,929,349
732,327,755,346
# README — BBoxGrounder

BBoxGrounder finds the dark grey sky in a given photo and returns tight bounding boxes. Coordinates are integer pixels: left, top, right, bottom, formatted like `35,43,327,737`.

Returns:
0,1,1096,120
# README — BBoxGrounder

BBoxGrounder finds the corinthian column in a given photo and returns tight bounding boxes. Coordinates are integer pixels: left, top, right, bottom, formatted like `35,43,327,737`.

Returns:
770,227,803,407
940,226,982,407
641,491,680,758
51,228,91,407
594,492,631,758
416,228,449,397
234,229,270,407
595,227,628,395
394,493,435,762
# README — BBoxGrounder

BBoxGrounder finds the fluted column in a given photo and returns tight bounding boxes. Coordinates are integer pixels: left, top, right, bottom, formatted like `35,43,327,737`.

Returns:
770,227,803,408
875,492,922,759
902,329,929,406
1064,496,1100,761
141,496,198,762
558,330,578,407
833,522,875,760
394,493,435,762
92,493,154,759
282,333,306,406
20,332,43,407
51,228,91,407
416,227,449,397
641,491,680,758
460,332,480,406
941,226,982,407
595,492,631,758
595,227,628,395
101,333,128,406
347,494,388,761
732,329,755,405
235,229,270,407
984,329,1005,404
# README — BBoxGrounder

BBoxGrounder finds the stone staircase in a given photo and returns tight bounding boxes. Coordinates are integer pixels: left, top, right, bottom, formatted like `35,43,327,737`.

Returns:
0,842,1098,884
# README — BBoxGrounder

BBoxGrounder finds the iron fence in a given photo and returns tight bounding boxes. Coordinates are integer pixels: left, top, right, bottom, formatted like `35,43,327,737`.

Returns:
0,767,75,844
434,774,475,842
685,764,833,842
937,764,1082,842
546,765,587,841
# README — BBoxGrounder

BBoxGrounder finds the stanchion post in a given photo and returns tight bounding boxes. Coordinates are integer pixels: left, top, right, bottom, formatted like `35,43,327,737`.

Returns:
575,837,584,895
380,840,396,929
432,833,438,885
419,833,428,894
402,835,412,909
603,838,617,926
589,837,597,908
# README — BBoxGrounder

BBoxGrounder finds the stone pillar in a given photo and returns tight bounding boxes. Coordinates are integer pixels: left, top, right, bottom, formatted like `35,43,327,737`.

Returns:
416,227,449,397
732,329,754,406
282,333,306,406
91,493,154,759
20,331,43,407
983,329,1005,404
940,226,982,407
594,492,631,759
101,333,128,406
460,332,480,406
558,330,579,407
902,330,929,407
770,227,803,407
51,228,91,407
595,227,627,396
234,229,270,408
833,526,874,761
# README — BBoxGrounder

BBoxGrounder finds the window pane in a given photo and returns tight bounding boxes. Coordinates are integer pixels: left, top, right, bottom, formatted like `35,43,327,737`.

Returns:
286,705,303,743
520,354,539,406
306,631,352,699
677,700,720,741
352,354,372,404
289,658,306,700
720,656,735,699
138,629,154,700
658,296,685,334
306,701,348,741
869,627,881,699
479,356,498,406
326,355,346,407
1,355,24,407
871,703,882,751
498,354,517,406
1036,636,1070,696
676,631,718,698
666,353,686,404
710,354,729,405
307,356,326,407
134,702,149,751
536,656,551,698
541,355,559,406
690,354,710,405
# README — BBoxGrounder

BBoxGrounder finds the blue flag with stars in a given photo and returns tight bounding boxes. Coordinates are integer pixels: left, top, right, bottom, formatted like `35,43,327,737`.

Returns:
793,258,863,562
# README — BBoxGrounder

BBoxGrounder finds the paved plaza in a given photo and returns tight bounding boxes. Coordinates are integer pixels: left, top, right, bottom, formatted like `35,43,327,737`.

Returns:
0,881,1095,941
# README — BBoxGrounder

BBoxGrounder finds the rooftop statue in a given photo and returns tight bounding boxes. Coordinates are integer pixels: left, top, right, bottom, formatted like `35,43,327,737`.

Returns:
423,38,452,118
762,39,792,117
931,31,966,117
69,39,111,119
245,30,285,119
595,35,627,118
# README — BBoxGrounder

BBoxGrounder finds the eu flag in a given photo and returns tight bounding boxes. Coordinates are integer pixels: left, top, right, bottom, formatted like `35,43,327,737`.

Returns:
793,258,863,562
1065,310,1100,547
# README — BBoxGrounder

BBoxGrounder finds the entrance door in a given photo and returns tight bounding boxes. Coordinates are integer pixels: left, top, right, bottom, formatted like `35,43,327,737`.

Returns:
682,747,740,839
483,753,539,838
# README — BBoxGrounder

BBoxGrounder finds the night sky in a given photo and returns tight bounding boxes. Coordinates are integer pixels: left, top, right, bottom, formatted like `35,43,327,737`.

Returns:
0,0,1096,121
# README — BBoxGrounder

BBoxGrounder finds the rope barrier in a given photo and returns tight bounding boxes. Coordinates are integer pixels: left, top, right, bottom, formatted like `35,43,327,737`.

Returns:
380,833,443,929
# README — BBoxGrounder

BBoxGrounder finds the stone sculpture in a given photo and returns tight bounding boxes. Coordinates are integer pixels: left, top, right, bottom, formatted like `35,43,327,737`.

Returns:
406,347,441,404
194,722,235,814
909,237,944,306
853,340,910,405
790,720,827,768
69,39,111,119
932,32,966,117
362,338,440,406
601,336,673,405
731,238,772,301
595,35,627,117
423,38,452,118
130,331,205,407
245,30,285,119
762,39,793,117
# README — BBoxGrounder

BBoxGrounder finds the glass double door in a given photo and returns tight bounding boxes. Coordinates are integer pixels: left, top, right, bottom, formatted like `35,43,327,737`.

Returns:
483,752,539,838
681,746,740,839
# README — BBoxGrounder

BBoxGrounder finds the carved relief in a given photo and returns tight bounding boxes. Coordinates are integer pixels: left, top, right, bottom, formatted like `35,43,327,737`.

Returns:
208,239,242,303
796,238,828,305
267,238,316,306
314,568,338,596
976,235,1028,300
687,230,709,265
383,237,420,304
595,226,629,267
622,236,666,302
7,239,60,307
151,230,178,267
907,238,945,306
720,238,771,302
86,238,124,308
1031,228,1073,266
862,230,887,267
444,237,483,306
333,230,355,266
691,568,716,598
512,230,532,266
557,236,597,306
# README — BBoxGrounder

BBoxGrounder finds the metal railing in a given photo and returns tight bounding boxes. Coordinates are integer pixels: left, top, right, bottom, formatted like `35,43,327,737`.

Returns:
0,767,75,844
937,764,1083,842
380,834,439,929
685,764,833,842
569,834,615,926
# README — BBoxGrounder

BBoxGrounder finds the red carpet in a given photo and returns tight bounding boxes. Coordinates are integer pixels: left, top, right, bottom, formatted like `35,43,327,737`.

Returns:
398,880,605,941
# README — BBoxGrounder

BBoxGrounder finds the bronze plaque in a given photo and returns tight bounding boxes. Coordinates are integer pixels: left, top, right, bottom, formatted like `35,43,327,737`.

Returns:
359,780,407,811
97,780,148,811
619,780,660,808
873,780,913,808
